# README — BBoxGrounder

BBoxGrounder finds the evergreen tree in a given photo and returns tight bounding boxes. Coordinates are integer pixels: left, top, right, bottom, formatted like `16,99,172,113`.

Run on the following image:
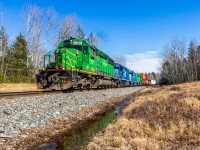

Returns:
196,46,200,80
152,72,156,79
75,25,85,39
188,41,195,64
160,60,172,85
8,33,33,82
188,41,197,81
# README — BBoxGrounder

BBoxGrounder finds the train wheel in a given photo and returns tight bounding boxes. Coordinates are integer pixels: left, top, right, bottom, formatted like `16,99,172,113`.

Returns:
86,84,90,91
78,87,83,91
68,87,74,92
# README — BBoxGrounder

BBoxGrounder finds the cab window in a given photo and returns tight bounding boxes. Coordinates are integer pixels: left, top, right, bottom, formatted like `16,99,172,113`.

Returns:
73,45,82,51
91,48,97,58
83,46,88,53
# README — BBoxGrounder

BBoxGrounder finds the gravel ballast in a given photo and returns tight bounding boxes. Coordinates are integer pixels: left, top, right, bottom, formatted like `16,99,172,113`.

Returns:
0,87,142,135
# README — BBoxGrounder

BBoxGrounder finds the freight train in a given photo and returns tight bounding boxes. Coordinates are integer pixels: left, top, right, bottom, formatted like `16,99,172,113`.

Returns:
36,38,155,90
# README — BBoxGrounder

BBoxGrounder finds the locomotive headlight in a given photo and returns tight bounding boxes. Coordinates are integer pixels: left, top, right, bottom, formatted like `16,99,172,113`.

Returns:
76,50,79,55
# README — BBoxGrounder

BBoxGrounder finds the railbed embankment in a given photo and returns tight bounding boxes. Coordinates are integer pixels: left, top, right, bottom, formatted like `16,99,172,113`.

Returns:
0,86,143,149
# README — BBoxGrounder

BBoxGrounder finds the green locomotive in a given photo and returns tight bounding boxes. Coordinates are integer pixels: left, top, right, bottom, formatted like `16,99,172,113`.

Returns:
36,38,116,90
136,73,142,85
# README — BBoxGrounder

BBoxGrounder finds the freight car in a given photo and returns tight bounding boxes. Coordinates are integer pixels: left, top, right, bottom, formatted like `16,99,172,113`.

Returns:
139,73,151,85
36,38,143,90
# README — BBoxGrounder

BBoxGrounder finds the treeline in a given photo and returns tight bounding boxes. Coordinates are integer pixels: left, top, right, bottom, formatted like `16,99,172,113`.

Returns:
0,3,101,83
160,38,200,85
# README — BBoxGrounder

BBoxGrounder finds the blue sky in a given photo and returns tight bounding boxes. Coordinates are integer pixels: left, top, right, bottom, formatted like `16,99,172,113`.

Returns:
1,0,200,72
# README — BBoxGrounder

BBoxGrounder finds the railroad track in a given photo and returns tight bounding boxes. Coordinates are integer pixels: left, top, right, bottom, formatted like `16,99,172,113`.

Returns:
0,88,105,99
0,90,69,99
0,86,146,99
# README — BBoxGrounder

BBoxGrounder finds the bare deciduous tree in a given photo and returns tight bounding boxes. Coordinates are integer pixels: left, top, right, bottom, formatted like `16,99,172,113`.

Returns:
23,3,42,72
160,37,186,84
0,4,5,69
23,3,56,73
0,4,9,80
75,24,85,39
43,7,56,54
88,32,102,48
58,14,77,41
112,55,126,66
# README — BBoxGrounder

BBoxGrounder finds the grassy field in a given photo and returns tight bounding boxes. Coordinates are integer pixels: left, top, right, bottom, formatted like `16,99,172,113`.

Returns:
0,83,37,92
86,82,200,150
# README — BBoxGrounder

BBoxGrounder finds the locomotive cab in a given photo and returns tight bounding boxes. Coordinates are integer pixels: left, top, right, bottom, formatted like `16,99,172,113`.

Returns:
37,39,84,90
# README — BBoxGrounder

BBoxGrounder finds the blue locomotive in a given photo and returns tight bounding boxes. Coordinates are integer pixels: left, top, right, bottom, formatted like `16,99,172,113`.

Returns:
114,63,131,87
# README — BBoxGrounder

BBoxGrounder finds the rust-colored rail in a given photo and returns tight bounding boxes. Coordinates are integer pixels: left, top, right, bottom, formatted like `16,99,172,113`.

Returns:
0,90,69,99
0,88,102,99
0,86,138,99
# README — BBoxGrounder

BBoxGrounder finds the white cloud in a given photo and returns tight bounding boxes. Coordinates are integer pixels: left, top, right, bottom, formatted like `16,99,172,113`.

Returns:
124,51,162,73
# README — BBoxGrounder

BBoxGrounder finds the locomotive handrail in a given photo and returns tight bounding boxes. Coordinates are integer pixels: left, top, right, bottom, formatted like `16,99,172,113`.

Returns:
65,53,74,78
44,51,55,68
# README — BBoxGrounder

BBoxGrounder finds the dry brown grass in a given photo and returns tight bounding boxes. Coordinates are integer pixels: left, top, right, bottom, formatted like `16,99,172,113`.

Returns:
0,83,37,92
86,82,200,150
